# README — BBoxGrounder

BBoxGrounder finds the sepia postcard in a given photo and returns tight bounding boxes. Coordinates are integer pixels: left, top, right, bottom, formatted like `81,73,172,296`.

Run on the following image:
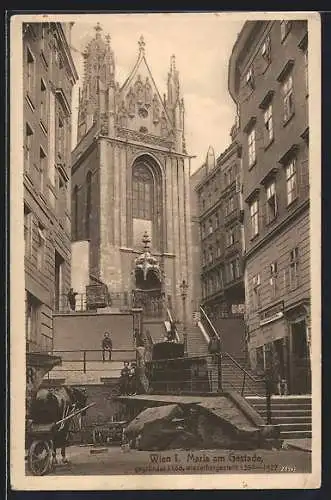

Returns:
10,11,321,490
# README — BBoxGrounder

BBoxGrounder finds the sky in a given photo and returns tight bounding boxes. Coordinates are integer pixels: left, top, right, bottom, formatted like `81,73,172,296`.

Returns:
69,13,244,173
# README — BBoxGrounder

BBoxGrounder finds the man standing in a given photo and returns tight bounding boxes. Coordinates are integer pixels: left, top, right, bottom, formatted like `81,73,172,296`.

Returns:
120,362,130,395
67,288,78,311
102,332,113,361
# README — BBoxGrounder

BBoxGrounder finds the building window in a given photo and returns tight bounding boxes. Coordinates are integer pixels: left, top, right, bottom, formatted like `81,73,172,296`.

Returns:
226,227,235,248
285,159,297,205
266,181,277,223
85,171,92,239
208,219,213,234
282,74,294,123
58,174,67,228
40,23,47,53
26,291,40,349
289,247,299,290
58,116,65,158
248,128,256,167
269,261,278,298
263,104,274,144
55,251,64,312
280,20,292,42
261,35,271,63
245,66,255,89
73,185,78,240
252,273,261,310
40,79,48,129
24,123,33,173
219,268,224,288
215,213,219,229
249,199,259,238
26,46,35,103
304,50,309,94
39,147,47,193
228,258,240,282
225,167,233,186
36,223,46,271
202,250,206,266
208,247,214,264
132,165,153,220
24,205,32,257
224,196,234,217
201,223,206,239
216,240,222,258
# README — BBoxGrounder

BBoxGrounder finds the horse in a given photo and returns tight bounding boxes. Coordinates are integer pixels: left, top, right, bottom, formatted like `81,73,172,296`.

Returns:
29,386,88,464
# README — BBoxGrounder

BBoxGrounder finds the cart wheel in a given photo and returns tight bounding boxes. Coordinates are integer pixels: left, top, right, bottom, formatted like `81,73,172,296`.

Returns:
28,440,53,476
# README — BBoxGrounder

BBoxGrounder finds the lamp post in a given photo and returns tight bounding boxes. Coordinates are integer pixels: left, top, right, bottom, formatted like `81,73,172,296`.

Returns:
180,279,189,356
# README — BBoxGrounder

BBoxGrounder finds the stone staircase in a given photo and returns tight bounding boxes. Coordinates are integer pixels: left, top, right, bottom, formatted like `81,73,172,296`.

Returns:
220,354,265,397
185,325,209,357
246,395,312,439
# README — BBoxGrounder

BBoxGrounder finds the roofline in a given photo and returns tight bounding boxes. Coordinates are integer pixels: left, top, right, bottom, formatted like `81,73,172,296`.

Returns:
228,21,265,102
56,22,79,82
194,141,238,193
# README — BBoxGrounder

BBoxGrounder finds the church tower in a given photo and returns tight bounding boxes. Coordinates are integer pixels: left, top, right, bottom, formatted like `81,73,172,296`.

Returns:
71,25,193,325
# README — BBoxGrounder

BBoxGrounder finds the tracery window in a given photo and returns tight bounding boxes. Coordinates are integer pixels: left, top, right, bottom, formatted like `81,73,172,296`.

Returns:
132,165,153,220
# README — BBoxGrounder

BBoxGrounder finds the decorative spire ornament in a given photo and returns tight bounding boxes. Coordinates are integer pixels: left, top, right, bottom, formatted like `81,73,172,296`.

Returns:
138,35,146,55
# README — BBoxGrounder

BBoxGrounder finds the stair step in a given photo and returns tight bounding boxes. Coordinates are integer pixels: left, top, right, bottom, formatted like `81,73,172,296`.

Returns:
280,430,312,439
258,409,311,417
275,422,312,432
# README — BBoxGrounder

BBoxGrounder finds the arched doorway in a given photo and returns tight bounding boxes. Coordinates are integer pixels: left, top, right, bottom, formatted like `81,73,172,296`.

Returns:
130,154,163,252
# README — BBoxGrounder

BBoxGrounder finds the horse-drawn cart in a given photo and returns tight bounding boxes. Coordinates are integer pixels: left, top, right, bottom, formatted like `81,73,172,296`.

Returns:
26,402,95,476
25,352,96,476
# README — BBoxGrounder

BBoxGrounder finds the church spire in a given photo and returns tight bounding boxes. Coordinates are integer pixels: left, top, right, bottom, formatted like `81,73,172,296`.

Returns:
77,24,116,142
166,54,186,153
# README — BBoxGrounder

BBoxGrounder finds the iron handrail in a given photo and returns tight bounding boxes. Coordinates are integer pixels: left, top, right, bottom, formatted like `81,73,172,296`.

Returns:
200,306,221,342
222,351,264,384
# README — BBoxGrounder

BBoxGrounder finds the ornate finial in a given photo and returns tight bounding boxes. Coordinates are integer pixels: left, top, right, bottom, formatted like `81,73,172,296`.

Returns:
105,34,111,44
171,54,176,71
142,231,151,250
94,22,102,38
94,22,102,33
138,35,146,54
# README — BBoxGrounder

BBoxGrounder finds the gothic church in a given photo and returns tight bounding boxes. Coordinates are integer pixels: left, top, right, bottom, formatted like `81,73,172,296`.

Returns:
71,24,194,323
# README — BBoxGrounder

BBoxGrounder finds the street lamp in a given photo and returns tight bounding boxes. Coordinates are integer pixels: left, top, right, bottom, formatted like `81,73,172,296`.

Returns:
180,279,189,356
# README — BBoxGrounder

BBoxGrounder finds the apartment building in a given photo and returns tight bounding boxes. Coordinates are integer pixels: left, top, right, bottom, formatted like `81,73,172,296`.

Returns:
228,20,310,393
190,141,246,356
23,22,78,353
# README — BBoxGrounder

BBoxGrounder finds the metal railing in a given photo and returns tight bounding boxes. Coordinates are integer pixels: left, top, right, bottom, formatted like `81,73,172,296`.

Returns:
198,307,266,399
221,351,265,398
56,290,168,318
146,354,221,395
200,306,221,342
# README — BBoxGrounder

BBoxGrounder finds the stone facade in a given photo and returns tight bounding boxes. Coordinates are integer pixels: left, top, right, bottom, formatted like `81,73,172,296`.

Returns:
71,26,193,324
23,22,78,352
228,20,310,393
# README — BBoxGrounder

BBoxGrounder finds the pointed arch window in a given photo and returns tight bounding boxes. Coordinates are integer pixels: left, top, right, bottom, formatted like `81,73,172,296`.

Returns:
132,165,153,220
85,172,92,239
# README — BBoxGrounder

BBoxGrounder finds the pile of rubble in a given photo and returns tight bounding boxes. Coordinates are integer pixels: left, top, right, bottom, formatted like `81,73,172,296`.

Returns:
124,400,281,451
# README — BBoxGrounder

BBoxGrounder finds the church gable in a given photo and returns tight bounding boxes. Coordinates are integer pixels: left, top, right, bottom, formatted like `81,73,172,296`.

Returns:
116,37,174,144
